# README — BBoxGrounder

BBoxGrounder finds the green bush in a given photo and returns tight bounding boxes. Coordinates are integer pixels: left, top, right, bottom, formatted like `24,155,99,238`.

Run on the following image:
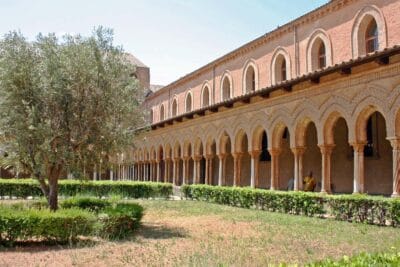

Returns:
0,179,172,199
182,185,325,217
182,184,399,226
0,206,95,244
0,197,144,244
99,203,144,240
308,252,400,266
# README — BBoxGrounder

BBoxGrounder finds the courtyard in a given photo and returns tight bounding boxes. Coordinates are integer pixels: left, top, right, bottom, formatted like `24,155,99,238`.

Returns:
1,199,399,266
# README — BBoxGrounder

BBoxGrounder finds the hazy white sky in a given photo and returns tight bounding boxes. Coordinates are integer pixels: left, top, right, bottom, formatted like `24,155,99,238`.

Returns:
0,0,328,85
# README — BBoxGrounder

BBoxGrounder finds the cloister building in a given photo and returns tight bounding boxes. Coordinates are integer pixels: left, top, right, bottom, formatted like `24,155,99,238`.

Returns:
113,0,400,197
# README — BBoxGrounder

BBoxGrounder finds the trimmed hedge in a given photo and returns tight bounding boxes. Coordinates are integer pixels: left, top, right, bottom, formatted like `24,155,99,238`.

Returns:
182,185,400,226
0,179,172,199
0,206,95,243
0,197,144,244
308,252,400,266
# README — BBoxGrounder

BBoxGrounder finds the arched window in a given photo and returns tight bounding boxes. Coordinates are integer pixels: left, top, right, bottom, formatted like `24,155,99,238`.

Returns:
222,76,231,101
271,49,291,85
149,109,153,124
172,98,178,117
317,42,326,69
351,6,387,58
280,59,287,82
159,104,165,122
202,86,210,107
186,93,192,112
365,19,378,53
245,65,256,92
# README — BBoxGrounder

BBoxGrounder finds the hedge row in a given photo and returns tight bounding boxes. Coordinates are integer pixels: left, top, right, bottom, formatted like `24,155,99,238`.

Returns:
0,197,144,244
0,179,172,198
181,185,400,227
308,252,400,266
0,206,95,243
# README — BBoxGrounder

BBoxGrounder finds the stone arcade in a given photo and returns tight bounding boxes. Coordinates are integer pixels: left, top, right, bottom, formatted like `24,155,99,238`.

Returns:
114,0,400,197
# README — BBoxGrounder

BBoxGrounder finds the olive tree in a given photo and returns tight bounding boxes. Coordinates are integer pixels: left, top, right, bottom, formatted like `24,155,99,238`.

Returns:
0,28,145,210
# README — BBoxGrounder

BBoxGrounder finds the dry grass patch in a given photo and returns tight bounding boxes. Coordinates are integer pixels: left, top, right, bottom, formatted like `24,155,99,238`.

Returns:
1,200,399,266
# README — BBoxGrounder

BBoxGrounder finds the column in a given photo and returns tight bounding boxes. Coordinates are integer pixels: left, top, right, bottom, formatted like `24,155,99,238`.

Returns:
165,158,171,183
250,150,261,188
193,156,201,184
172,158,178,185
156,160,161,182
150,162,154,182
175,158,181,185
233,153,243,187
183,157,190,184
269,148,281,190
319,145,334,194
352,143,366,194
390,138,400,197
218,154,226,186
209,155,213,185
93,165,97,181
291,147,305,191
110,169,114,181
143,162,147,181
205,155,211,185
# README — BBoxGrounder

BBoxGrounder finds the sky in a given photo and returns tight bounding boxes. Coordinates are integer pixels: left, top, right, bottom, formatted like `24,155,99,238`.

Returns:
0,0,328,86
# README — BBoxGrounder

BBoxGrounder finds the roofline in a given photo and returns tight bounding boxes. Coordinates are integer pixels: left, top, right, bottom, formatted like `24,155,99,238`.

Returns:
146,0,349,101
139,45,400,131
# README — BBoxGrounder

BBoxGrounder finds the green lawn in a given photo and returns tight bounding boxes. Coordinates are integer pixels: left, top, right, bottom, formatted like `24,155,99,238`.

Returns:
1,199,399,266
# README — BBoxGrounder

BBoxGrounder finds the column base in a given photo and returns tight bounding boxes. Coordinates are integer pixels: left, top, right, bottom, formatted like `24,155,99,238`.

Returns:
320,190,331,195
391,192,400,198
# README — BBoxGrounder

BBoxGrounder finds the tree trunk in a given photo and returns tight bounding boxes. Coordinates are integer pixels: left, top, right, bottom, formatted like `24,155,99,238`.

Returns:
35,172,50,199
47,164,63,211
48,176,59,211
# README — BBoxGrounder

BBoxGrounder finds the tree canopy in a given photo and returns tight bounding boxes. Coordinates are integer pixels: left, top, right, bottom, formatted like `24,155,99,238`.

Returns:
0,27,145,210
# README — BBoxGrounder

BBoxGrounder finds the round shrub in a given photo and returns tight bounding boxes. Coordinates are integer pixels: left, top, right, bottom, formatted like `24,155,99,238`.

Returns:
98,203,144,240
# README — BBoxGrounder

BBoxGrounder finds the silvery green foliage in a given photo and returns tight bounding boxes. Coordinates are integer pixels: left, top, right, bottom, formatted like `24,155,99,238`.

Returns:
0,27,144,191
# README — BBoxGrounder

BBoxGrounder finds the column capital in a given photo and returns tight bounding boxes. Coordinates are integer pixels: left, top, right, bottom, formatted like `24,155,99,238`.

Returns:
218,153,227,160
268,148,282,156
205,154,214,160
318,144,335,155
232,152,244,159
173,157,180,162
193,155,203,161
249,150,262,158
388,137,400,150
350,142,367,152
291,146,306,156
183,156,191,161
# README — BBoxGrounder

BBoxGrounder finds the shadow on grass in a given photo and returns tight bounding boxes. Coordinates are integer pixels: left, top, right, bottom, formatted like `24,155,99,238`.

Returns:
136,223,187,240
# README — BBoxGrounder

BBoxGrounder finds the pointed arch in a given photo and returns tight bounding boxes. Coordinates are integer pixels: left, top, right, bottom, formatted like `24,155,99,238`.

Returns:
306,29,333,72
270,47,292,85
185,90,193,112
159,104,165,122
351,5,387,58
201,82,211,107
220,71,233,101
242,59,259,94
171,95,179,117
